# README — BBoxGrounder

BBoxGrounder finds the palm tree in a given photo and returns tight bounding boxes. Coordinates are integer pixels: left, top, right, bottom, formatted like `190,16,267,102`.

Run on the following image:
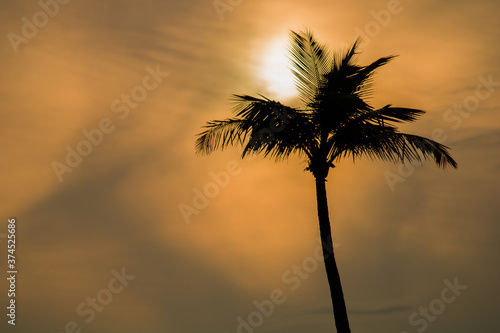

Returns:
195,29,457,333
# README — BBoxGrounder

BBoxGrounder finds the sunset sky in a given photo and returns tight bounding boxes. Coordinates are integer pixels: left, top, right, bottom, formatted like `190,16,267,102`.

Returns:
1,0,499,332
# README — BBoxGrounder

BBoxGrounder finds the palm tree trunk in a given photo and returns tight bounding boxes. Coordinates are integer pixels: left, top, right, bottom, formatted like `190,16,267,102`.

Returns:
315,176,351,333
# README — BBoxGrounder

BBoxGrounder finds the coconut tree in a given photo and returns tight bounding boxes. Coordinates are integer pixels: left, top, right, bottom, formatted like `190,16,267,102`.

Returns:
195,29,457,333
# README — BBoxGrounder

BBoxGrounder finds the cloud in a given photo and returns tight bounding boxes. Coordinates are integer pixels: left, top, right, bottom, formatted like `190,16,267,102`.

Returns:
1,0,499,332
350,305,413,315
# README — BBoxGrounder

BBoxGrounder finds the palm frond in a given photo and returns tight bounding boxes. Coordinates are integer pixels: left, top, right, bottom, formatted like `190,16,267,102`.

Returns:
351,55,396,98
330,53,395,99
352,105,425,124
288,30,332,106
332,38,360,71
195,118,248,155
196,94,318,161
327,123,457,169
395,134,458,168
231,95,318,160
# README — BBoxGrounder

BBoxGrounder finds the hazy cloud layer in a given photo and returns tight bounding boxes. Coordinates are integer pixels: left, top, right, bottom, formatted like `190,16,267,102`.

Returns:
1,0,499,332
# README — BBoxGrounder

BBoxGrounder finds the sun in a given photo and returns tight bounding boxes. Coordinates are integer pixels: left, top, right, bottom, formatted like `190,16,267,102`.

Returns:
257,39,297,100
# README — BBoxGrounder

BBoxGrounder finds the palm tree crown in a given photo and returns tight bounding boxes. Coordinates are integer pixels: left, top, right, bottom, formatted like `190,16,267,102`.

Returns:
196,30,457,178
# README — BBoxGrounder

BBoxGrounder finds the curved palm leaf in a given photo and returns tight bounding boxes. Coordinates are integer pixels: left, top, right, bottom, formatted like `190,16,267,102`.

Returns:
195,118,248,155
196,94,317,161
327,121,457,168
288,29,332,106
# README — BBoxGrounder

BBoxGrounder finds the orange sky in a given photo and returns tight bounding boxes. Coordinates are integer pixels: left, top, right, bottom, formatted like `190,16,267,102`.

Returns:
1,0,499,332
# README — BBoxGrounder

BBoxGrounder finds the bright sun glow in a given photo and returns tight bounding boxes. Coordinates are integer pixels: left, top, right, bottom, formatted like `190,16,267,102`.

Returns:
258,40,297,100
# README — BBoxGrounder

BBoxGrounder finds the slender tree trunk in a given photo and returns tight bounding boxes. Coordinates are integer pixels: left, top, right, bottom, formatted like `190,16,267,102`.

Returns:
315,176,351,333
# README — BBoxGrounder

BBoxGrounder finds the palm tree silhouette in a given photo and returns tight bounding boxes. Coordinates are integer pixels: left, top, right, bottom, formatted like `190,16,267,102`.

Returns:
195,29,457,333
